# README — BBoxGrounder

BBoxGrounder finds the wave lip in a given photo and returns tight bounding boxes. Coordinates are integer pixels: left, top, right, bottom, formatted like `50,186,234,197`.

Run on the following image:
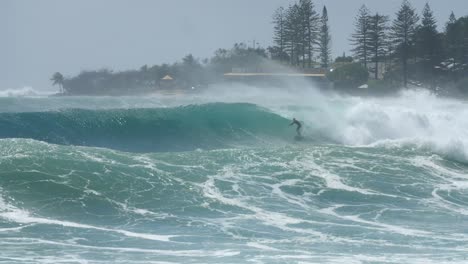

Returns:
0,103,292,152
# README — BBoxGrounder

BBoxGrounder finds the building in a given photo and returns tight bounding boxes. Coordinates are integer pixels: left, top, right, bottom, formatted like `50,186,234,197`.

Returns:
159,75,176,90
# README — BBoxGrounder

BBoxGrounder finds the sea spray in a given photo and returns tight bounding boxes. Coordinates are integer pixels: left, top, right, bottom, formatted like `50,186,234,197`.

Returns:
1,87,467,263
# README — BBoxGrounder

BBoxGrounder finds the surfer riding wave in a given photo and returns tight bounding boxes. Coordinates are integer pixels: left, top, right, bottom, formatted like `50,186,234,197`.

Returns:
289,118,302,137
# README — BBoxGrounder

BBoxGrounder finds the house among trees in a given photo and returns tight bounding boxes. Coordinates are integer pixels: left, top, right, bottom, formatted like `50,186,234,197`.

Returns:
50,0,468,96
159,75,176,90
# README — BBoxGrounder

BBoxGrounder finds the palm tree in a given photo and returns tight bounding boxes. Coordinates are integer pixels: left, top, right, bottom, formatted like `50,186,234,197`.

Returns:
51,72,64,93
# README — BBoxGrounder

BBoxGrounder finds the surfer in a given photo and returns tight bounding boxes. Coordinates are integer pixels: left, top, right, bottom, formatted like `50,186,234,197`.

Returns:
289,118,302,137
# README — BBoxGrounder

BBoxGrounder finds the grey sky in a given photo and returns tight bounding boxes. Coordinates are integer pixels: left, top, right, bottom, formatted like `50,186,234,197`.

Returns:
2,0,467,91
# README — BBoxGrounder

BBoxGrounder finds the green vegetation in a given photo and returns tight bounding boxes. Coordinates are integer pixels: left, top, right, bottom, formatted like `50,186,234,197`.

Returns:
319,6,332,68
334,53,353,63
456,77,468,93
50,72,64,93
52,0,468,96
327,63,369,89
390,0,420,88
54,44,268,95
271,0,321,68
369,13,389,80
350,5,372,69
344,0,468,94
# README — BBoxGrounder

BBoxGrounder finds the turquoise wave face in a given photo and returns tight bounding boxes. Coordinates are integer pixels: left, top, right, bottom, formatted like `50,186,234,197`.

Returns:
0,103,293,152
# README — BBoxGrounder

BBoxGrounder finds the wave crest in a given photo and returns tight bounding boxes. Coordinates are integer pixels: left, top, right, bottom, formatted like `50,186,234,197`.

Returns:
0,103,292,152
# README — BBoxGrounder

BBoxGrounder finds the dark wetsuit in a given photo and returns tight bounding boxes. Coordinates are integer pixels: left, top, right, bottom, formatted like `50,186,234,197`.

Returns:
290,119,302,136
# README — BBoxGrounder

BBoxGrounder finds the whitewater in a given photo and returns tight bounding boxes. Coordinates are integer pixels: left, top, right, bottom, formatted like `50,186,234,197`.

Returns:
1,85,467,263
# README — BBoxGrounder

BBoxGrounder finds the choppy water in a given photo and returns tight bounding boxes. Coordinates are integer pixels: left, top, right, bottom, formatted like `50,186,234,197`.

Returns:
1,87,467,263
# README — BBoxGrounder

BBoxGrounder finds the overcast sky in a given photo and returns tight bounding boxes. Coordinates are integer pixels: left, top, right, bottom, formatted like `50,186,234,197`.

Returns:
2,0,467,91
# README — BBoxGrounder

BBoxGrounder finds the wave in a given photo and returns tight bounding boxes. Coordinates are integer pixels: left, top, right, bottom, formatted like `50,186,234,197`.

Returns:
0,139,209,238
0,103,293,152
0,87,54,97
269,89,468,163
334,91,468,163
0,87,467,160
1,87,468,263
1,138,467,235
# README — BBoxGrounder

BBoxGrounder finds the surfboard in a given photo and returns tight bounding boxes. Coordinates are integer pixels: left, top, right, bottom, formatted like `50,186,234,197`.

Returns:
294,135,304,141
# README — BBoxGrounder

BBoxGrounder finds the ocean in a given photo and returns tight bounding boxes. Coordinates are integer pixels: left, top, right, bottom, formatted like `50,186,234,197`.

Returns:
1,86,467,263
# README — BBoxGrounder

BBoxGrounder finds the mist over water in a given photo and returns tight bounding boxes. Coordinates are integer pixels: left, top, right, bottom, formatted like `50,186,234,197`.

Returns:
1,85,468,263
0,87,52,98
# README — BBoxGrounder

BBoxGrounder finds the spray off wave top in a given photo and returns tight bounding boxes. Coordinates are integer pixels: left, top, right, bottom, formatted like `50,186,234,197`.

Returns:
0,88,467,161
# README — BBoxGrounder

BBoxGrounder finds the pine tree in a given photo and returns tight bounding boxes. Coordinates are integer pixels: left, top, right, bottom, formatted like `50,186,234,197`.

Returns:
272,7,287,62
273,1,319,68
390,0,419,87
461,17,468,73
448,12,456,25
369,13,389,79
445,12,458,65
284,4,302,66
299,0,320,68
415,3,441,87
444,15,468,75
298,0,309,68
319,6,332,68
350,5,371,68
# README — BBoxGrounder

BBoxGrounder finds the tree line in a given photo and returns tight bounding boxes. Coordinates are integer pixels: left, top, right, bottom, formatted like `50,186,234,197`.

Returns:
51,0,467,95
348,0,467,89
51,44,269,95
270,0,331,68
269,0,468,92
